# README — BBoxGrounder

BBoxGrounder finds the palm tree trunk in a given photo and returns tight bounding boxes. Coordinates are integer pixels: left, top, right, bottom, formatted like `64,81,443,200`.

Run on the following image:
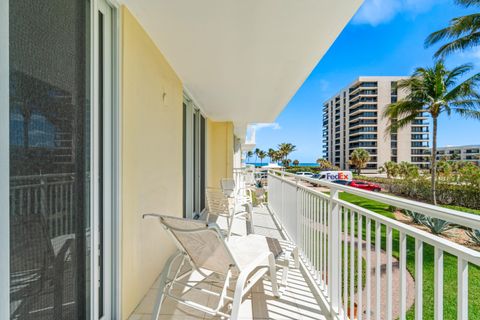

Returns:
431,117,438,205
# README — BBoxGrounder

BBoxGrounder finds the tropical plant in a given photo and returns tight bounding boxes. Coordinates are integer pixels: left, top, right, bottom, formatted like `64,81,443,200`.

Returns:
379,161,399,178
278,143,296,162
246,150,253,163
404,210,425,224
458,162,480,187
316,158,334,169
425,0,480,58
437,160,452,180
254,148,260,164
383,60,480,204
257,150,267,165
293,159,300,166
450,152,461,161
282,158,292,167
398,161,419,179
349,149,370,175
419,216,452,235
267,148,275,163
467,229,480,245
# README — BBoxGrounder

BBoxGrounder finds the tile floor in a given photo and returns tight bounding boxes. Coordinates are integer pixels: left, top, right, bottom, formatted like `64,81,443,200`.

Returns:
128,206,328,320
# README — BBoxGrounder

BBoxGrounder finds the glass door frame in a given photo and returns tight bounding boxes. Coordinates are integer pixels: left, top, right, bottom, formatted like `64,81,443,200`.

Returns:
91,0,121,319
0,1,10,319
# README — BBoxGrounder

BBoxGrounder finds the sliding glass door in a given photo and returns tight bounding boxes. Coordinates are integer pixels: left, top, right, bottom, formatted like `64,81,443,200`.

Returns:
183,96,206,219
6,0,116,318
9,1,91,318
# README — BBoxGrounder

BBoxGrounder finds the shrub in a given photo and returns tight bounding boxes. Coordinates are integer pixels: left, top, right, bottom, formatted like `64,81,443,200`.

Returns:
419,216,452,235
467,229,480,245
404,210,424,224
356,175,480,210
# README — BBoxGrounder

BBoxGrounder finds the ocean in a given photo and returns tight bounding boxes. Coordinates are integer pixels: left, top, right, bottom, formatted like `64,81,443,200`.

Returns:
246,162,319,167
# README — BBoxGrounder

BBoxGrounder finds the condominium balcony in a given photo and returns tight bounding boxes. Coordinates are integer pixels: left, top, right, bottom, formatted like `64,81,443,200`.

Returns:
133,171,480,320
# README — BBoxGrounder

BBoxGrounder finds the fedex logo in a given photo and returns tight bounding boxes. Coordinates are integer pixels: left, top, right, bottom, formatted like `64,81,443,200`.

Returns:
323,171,352,181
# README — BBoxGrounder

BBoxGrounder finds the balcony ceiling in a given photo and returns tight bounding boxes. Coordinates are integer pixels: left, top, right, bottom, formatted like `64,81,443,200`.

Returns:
120,0,363,134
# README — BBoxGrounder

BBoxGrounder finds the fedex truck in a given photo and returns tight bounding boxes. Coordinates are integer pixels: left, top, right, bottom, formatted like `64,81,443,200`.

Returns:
317,171,353,181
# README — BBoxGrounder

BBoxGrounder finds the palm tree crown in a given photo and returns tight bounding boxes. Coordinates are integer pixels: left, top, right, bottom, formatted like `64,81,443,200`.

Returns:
349,149,371,175
384,60,480,204
425,0,480,57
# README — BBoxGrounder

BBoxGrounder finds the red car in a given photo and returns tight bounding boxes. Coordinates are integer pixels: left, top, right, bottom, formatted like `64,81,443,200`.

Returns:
332,179,381,192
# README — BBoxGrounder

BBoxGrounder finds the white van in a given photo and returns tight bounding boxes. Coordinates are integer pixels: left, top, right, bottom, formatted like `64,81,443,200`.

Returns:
317,171,353,181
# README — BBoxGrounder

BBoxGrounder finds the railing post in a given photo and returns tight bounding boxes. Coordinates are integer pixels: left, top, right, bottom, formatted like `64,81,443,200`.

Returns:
329,186,341,317
40,174,47,217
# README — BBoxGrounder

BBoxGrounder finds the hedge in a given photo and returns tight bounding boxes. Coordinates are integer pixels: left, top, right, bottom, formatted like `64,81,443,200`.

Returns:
357,176,480,210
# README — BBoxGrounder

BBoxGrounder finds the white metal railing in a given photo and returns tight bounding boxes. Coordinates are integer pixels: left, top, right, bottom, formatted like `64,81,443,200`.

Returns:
267,170,480,320
10,173,76,237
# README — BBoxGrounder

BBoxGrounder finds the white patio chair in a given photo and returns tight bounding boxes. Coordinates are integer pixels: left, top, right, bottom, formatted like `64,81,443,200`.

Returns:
206,188,251,239
143,214,291,320
220,178,252,206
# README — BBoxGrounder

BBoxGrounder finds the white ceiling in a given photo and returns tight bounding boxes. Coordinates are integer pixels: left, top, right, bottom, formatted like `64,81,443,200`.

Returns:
120,0,363,134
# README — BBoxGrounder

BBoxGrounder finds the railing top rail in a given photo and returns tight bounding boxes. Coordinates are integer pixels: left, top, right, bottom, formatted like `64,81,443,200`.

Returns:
10,173,75,181
268,169,480,230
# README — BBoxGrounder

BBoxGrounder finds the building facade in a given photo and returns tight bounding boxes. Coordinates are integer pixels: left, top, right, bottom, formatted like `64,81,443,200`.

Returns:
322,76,430,173
435,145,480,165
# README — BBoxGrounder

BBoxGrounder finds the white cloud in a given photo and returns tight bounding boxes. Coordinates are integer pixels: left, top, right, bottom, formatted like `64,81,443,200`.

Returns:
352,0,439,27
251,123,281,131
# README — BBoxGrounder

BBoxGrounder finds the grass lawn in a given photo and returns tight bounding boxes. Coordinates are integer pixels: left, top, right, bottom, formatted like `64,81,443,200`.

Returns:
339,192,480,320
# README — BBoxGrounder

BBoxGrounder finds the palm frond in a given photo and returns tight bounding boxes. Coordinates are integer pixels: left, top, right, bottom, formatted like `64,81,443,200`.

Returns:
444,64,474,87
456,0,480,7
425,13,480,48
454,108,480,119
434,32,480,58
383,101,424,133
444,72,480,101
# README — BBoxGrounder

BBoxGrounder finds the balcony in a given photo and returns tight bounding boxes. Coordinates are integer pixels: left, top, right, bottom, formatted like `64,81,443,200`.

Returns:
129,169,480,320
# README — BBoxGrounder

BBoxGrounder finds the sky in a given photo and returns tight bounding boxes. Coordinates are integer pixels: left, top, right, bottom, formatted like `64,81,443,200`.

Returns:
253,0,480,163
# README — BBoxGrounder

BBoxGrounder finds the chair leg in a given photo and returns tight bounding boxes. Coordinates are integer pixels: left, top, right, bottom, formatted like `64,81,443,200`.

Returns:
293,247,299,269
230,272,249,320
268,254,280,298
227,216,234,240
151,252,182,320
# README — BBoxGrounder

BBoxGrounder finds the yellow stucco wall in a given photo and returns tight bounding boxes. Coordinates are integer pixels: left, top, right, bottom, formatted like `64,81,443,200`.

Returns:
207,120,234,189
121,7,183,318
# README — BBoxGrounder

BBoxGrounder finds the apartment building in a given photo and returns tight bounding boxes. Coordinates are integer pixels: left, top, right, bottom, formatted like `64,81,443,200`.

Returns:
323,76,430,173
322,76,430,173
436,145,480,165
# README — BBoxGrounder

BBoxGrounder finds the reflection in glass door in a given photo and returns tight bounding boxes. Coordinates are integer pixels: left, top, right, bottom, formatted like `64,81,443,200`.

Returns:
9,0,91,319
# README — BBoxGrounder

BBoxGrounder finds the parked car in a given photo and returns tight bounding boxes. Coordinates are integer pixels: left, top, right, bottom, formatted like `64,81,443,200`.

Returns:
332,179,381,192
296,172,314,177
311,174,321,179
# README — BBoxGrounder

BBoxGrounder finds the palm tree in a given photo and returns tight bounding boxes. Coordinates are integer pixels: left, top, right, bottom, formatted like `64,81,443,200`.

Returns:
254,148,260,165
379,161,399,179
425,0,480,58
267,148,276,163
383,60,480,204
258,150,267,165
278,143,296,162
246,150,253,163
293,159,300,166
349,149,370,175
316,158,333,169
